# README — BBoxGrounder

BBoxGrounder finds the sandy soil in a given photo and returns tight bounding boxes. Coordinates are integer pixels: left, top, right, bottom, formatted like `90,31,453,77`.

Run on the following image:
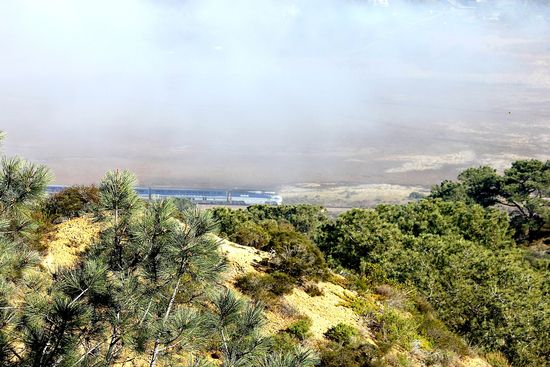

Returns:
42,216,100,272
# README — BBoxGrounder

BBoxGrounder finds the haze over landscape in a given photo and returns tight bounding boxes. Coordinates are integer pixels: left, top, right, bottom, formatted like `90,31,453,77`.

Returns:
2,0,550,189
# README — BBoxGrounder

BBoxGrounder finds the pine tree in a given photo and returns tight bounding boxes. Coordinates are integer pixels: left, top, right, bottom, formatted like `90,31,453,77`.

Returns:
146,206,225,367
98,170,141,270
0,153,51,241
209,289,317,367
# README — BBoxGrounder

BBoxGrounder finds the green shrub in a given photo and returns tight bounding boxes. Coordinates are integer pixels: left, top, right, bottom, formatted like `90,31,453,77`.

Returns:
44,185,99,222
287,317,312,341
271,331,300,354
209,207,252,237
231,220,271,249
304,283,324,297
268,226,328,280
264,272,296,296
319,343,376,367
324,323,359,345
245,204,330,237
27,210,56,252
319,198,550,365
485,352,511,367
373,310,417,353
235,273,262,296
418,316,469,356
235,271,295,301
338,293,376,317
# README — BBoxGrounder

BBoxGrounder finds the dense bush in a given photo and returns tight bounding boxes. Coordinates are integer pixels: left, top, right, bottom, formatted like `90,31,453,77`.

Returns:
418,316,469,357
267,225,328,280
211,204,329,238
373,309,418,353
318,201,549,366
375,199,513,250
271,332,300,354
304,283,324,297
319,343,375,367
248,204,330,237
232,220,271,249
324,323,359,345
44,185,100,222
26,210,56,251
235,271,295,301
318,209,404,269
286,317,312,341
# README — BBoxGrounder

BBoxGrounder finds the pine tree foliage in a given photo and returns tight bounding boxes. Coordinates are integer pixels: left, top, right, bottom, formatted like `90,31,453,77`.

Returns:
208,289,317,367
258,348,318,367
0,132,53,366
97,169,141,270
146,205,225,367
212,289,272,367
430,160,550,241
0,154,51,241
0,156,51,212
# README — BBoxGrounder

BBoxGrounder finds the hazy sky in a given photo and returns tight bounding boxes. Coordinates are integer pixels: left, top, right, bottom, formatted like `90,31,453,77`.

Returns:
1,0,550,188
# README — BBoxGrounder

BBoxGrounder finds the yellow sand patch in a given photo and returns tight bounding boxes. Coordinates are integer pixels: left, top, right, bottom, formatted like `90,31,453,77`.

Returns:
461,356,492,367
268,282,366,341
219,238,266,278
42,216,101,272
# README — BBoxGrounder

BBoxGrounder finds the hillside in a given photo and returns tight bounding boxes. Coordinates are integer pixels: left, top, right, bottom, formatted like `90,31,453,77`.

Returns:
5,157,547,366
39,218,492,367
220,238,492,367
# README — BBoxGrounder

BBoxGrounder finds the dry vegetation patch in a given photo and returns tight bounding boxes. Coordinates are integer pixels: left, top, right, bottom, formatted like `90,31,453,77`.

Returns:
42,216,100,272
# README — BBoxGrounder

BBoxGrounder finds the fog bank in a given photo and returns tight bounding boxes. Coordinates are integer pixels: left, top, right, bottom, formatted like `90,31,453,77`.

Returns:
1,0,550,188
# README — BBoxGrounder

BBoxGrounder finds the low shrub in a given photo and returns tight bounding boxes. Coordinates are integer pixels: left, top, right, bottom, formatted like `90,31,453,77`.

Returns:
271,332,299,354
418,316,469,356
372,310,418,353
235,271,295,301
27,210,56,252
44,185,99,222
231,220,271,249
266,272,296,296
324,323,359,345
304,283,324,297
485,352,511,367
319,343,376,367
265,224,328,281
287,317,312,341
338,293,376,317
